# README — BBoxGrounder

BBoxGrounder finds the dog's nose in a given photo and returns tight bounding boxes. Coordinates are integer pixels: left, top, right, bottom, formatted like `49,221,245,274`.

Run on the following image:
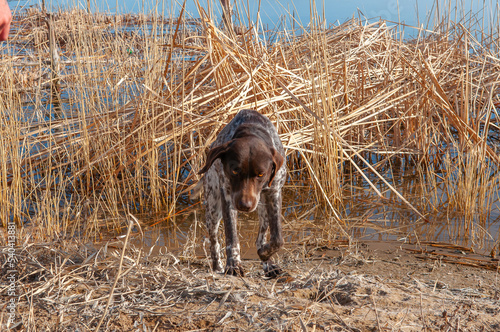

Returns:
236,198,255,212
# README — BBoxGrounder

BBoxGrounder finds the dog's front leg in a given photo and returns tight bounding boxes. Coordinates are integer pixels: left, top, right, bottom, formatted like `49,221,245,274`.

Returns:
203,169,224,273
221,187,244,276
257,190,284,278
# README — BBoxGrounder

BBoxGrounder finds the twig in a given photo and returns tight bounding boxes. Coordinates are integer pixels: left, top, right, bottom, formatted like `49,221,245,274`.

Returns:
371,293,382,331
94,214,137,331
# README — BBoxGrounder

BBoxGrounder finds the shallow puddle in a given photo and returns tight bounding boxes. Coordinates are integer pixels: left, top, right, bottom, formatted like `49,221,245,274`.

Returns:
120,181,500,261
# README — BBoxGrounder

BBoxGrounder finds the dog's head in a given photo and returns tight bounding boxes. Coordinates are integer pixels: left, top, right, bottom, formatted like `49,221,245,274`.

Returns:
199,136,284,212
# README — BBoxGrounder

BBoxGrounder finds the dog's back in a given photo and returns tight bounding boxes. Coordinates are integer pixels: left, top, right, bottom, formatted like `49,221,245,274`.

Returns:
213,110,284,153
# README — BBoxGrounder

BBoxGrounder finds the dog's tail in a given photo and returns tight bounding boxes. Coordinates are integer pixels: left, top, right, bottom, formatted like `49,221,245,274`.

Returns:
189,177,204,200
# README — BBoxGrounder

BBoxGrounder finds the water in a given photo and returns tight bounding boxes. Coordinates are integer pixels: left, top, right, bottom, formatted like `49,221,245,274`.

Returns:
128,167,500,259
10,0,498,33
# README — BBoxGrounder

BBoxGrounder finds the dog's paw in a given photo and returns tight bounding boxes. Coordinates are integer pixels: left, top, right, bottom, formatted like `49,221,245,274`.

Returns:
213,265,224,274
211,260,224,274
263,262,283,278
224,263,245,277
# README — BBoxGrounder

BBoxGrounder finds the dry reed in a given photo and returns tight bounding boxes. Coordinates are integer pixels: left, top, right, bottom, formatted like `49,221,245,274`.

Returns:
0,1,499,248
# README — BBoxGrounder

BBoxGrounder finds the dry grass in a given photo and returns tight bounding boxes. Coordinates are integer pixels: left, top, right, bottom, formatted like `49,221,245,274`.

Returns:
0,1,499,248
1,236,499,331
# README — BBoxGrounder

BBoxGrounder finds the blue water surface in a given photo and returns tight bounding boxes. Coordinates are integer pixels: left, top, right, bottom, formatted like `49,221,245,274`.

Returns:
10,0,482,29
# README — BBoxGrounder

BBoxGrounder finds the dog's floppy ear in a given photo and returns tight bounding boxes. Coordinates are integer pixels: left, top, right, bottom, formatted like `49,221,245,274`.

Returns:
268,148,284,186
198,141,232,174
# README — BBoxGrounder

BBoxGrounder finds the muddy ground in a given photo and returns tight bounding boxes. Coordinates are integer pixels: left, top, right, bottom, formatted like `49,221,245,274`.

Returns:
1,238,500,331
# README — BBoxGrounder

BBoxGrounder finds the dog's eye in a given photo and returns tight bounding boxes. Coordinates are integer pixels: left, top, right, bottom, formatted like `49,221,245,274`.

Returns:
232,169,239,175
258,173,264,177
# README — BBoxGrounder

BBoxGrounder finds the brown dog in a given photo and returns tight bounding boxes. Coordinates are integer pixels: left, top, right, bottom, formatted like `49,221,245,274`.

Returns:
198,110,286,277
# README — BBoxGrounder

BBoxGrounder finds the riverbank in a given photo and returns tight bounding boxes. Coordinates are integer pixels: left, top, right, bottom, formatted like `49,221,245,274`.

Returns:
1,238,498,331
